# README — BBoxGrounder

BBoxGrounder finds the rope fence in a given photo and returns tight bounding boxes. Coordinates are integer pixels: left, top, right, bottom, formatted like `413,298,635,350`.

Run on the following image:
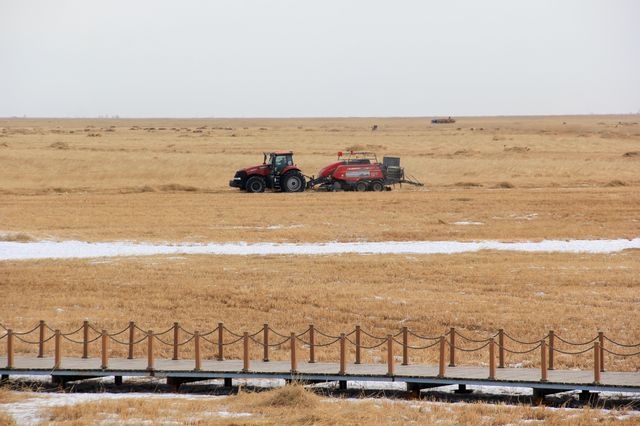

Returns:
1,320,638,384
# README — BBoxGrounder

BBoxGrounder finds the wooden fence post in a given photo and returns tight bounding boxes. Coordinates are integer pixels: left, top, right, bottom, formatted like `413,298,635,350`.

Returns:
217,323,224,361
498,329,505,368
339,333,346,375
449,327,456,367
548,330,555,370
402,327,408,366
6,330,13,369
128,321,135,359
594,342,601,384
147,330,154,371
290,332,297,373
309,325,315,363
598,331,605,372
194,331,201,371
54,330,61,369
263,324,269,362
38,320,45,358
387,335,394,376
540,339,547,382
101,330,108,369
488,338,496,380
172,322,179,360
355,325,361,364
82,321,89,359
438,336,446,378
243,332,249,372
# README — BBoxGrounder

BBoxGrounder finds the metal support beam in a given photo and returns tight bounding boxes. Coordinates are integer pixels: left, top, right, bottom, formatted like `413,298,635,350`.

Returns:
453,384,473,394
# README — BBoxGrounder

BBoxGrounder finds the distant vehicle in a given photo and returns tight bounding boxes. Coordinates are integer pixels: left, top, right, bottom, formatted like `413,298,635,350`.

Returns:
431,117,456,124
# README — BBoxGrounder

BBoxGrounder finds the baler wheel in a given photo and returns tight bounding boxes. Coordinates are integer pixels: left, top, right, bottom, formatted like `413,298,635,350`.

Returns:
355,181,368,192
245,176,266,193
371,181,384,192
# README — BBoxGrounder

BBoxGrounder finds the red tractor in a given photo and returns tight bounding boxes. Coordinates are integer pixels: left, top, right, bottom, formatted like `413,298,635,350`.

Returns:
229,151,306,193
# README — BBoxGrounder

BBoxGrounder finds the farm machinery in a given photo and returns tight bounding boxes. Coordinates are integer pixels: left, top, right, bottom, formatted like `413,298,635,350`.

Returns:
229,151,423,193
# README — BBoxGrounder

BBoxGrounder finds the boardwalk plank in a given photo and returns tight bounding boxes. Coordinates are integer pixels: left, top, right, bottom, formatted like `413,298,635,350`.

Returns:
1,356,639,390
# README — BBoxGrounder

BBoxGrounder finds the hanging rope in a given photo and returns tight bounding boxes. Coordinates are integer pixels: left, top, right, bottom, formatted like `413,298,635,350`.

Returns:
553,334,598,346
601,347,640,357
296,327,311,338
503,332,547,346
358,339,388,350
221,335,245,346
496,341,543,354
603,336,640,348
13,335,41,345
451,341,492,352
267,336,292,347
311,337,341,348
107,325,131,337
550,346,593,355
404,340,441,350
406,330,442,341
455,331,495,344
12,323,41,336
358,329,387,340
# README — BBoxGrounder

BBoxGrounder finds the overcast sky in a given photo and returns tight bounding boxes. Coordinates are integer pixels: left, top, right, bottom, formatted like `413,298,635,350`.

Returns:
1,0,639,117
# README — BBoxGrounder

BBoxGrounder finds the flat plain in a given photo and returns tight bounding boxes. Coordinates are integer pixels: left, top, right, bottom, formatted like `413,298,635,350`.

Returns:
0,115,639,424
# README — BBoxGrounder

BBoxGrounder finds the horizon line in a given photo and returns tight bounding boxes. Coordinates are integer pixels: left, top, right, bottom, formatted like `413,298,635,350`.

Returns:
1,112,639,120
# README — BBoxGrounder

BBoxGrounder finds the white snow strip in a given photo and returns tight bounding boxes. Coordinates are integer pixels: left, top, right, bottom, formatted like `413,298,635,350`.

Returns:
0,238,639,261
452,221,484,225
0,392,232,426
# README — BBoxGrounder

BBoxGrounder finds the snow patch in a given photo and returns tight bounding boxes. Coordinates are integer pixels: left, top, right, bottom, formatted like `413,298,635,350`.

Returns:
1,238,639,261
452,221,484,225
0,392,229,426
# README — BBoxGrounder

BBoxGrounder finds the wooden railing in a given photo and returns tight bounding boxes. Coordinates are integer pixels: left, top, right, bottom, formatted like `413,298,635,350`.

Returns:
2,321,640,384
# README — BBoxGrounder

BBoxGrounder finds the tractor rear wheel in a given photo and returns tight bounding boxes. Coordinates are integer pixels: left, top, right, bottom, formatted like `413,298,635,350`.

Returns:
355,181,368,192
371,181,384,192
245,176,266,193
282,171,306,192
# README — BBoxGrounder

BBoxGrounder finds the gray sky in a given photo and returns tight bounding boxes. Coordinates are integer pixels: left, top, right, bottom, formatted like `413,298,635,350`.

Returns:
1,0,639,117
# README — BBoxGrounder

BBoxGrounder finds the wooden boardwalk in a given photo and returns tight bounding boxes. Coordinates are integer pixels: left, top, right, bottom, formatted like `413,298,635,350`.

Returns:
3,321,640,397
2,356,639,395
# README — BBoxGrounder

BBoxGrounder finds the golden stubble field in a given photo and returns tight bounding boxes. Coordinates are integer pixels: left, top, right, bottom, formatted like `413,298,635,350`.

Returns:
1,252,638,370
0,115,639,352
0,116,639,423
0,115,638,243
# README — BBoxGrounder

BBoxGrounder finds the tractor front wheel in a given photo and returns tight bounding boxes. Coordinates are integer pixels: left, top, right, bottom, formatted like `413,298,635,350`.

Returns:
245,176,266,193
282,171,306,192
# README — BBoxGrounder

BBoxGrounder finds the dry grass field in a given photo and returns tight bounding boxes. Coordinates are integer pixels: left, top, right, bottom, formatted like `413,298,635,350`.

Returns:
1,116,639,423
0,116,639,243
1,252,639,370
3,385,638,425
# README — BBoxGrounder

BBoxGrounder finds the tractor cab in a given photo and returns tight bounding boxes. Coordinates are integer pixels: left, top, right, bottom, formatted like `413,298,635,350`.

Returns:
265,151,294,173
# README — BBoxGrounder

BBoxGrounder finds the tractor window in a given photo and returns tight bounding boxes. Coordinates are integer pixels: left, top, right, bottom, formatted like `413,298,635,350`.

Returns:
273,155,292,169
